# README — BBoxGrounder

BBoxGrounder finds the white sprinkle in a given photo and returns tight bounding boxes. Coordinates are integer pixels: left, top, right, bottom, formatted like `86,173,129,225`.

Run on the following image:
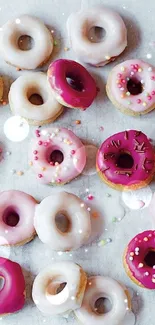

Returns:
131,71,134,75
89,282,92,286
5,151,11,156
87,207,91,212
79,229,83,234
135,252,139,256
85,188,89,193
148,67,153,72
106,238,112,243
73,158,78,164
85,249,88,253
41,130,47,136
81,203,85,208
71,296,75,300
10,169,16,174
15,18,21,24
153,265,155,269
126,307,129,311
5,230,8,234
120,87,125,91
135,247,140,251
69,254,72,257
129,257,133,261
147,53,152,59
145,272,149,276
153,274,155,278
124,299,128,303
50,133,56,138
55,128,60,133
57,251,63,256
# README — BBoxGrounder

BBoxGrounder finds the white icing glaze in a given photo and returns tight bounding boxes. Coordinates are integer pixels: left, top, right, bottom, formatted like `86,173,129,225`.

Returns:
75,276,131,325
0,190,37,245
67,6,127,66
29,127,86,185
32,261,87,315
34,191,91,251
107,59,155,113
9,72,62,124
0,15,53,69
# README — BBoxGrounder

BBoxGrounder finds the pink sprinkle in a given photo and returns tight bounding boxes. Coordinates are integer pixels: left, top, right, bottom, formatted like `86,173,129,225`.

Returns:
57,179,61,183
135,64,139,69
38,141,42,145
50,161,54,165
0,148,2,153
88,194,94,200
148,95,152,100
34,156,38,160
99,126,104,131
151,90,155,95
44,142,48,147
35,130,40,134
38,174,43,178
118,84,122,88
151,76,155,80
36,134,40,137
33,150,38,155
71,150,75,155
117,73,122,78
131,64,135,68
121,79,126,84
137,99,141,104
134,68,138,72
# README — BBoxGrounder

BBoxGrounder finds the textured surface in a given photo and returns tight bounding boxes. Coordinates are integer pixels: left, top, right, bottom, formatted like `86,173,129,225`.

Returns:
0,0,155,324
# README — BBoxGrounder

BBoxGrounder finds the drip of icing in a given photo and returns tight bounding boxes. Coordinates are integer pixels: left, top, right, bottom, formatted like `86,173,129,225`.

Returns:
122,186,152,210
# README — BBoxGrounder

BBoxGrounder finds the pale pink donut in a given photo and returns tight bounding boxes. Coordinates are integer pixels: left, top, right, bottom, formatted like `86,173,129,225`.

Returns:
0,190,37,246
106,59,155,115
29,127,86,185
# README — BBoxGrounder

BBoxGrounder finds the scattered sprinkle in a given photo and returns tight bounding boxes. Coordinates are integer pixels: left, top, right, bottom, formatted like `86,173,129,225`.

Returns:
92,211,99,218
64,47,69,51
16,171,24,176
29,161,33,166
138,263,144,268
75,120,81,125
87,194,94,200
147,53,152,59
54,40,58,46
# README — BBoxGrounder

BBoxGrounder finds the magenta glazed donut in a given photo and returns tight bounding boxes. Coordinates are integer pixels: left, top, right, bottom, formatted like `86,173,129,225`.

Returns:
0,190,37,246
47,59,97,110
0,257,25,315
124,230,155,289
96,130,155,191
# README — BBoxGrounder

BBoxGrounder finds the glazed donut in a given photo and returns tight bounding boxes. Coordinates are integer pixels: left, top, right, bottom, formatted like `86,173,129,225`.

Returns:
124,230,155,289
0,190,37,246
96,130,155,191
29,127,86,185
106,59,155,116
32,261,87,315
9,72,63,126
75,276,131,325
47,59,97,110
0,15,53,70
0,257,25,316
34,191,91,251
67,6,127,67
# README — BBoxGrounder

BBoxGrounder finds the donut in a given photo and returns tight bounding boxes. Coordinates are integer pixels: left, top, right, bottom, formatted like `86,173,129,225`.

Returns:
29,127,86,185
96,130,155,191
0,15,53,70
74,276,131,325
47,59,97,110
9,72,63,126
0,257,25,316
0,190,37,246
67,6,127,67
34,191,91,251
32,261,87,315
106,59,155,116
123,230,155,289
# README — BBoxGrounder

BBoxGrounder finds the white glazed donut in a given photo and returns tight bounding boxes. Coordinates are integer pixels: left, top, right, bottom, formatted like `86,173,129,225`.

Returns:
32,261,87,315
9,72,63,126
67,6,127,67
75,276,131,325
34,192,91,251
29,127,86,185
0,15,53,70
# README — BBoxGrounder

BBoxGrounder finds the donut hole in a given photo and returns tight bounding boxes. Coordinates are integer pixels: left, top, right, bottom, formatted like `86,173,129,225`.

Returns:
117,153,134,169
46,277,69,304
18,35,34,51
0,277,5,291
48,149,64,165
66,75,84,92
47,281,67,295
88,26,106,43
94,297,112,314
27,87,45,106
55,211,71,234
144,249,155,267
3,207,20,227
127,78,143,95
29,94,44,106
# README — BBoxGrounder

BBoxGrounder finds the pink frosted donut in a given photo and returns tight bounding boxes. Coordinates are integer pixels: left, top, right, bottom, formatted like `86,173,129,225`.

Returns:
124,230,155,289
106,59,155,116
96,130,155,191
0,190,37,246
29,127,86,185
0,257,25,315
47,59,97,110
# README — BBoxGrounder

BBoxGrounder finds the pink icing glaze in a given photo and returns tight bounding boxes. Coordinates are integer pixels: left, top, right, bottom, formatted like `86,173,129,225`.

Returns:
108,59,155,112
125,230,155,289
29,127,86,185
0,257,25,314
47,59,97,110
96,130,155,186
0,190,37,245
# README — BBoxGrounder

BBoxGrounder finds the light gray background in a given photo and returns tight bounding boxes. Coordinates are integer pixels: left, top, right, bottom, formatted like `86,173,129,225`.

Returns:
0,0,155,324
